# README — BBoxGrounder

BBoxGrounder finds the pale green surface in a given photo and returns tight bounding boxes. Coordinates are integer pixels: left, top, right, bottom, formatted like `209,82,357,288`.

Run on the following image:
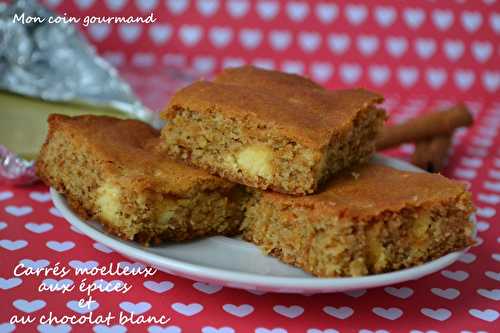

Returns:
0,91,131,159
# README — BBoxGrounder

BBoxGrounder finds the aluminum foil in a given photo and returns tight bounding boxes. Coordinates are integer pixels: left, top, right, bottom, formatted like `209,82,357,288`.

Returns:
0,0,159,185
0,145,36,186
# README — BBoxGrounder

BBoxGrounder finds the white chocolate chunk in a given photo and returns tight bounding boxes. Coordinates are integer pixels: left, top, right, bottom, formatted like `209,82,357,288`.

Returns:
236,144,274,179
412,214,431,239
96,182,122,222
158,199,178,224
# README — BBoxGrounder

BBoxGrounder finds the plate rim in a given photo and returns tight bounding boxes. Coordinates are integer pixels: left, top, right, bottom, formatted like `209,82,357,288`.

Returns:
50,155,473,292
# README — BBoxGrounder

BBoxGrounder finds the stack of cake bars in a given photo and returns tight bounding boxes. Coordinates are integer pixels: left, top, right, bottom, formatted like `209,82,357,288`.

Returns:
37,66,475,277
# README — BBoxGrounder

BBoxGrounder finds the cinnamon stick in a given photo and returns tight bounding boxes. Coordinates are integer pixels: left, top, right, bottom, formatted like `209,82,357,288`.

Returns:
411,135,452,173
376,104,473,150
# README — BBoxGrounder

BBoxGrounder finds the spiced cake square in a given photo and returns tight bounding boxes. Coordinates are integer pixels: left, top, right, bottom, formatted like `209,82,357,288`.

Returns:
242,164,475,277
36,115,248,245
160,66,386,195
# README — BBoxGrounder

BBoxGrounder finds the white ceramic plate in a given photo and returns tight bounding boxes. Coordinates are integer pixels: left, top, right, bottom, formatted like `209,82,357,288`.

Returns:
51,155,474,294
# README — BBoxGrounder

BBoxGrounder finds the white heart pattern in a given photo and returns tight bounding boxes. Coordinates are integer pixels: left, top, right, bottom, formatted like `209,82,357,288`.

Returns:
25,223,53,234
384,286,414,299
374,6,397,27
93,325,126,333
420,308,452,321
166,0,188,15
143,280,174,293
69,260,99,270
273,305,304,319
441,270,469,281
88,23,111,42
398,66,419,87
227,0,249,18
0,239,27,251
282,60,304,75
468,309,499,322
458,252,476,263
431,288,460,299
118,24,142,43
369,65,390,86
477,288,500,301
340,63,362,84
46,241,75,252
240,29,263,50
432,9,454,31
193,282,223,294
298,32,321,53
0,277,22,290
357,35,379,56
256,0,280,21
148,326,182,333
93,242,113,253
119,301,152,315
136,0,158,13
372,307,403,320
310,62,333,83
19,259,50,269
323,306,354,319
5,206,32,217
255,328,287,333
414,38,436,59
485,271,500,281
286,1,309,22
171,303,203,316
73,0,95,10
149,24,172,45
197,0,219,17
105,0,127,12
328,33,350,54
443,39,464,61
404,8,426,29
13,299,46,313
201,327,235,333
179,25,203,47
462,11,483,33
315,3,337,24
343,289,366,298
269,30,292,51
0,323,15,333
32,191,50,202
223,304,254,317
345,4,367,25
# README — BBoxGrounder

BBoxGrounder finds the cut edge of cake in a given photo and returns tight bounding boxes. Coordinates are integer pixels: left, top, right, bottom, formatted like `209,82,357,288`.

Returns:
36,114,249,245
241,164,476,277
160,67,386,195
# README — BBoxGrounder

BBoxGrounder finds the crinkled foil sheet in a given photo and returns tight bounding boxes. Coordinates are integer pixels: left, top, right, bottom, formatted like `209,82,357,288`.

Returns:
0,0,158,185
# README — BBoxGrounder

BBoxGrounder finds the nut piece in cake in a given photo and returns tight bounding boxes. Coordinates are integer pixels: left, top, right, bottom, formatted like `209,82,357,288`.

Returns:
160,66,386,195
36,114,248,245
242,164,475,277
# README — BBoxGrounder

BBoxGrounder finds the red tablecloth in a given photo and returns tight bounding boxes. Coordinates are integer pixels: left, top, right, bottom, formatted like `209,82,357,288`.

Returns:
1,1,499,332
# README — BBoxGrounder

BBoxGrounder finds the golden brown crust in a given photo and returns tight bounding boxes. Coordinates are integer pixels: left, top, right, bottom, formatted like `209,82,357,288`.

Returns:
163,66,384,149
242,163,476,277
40,114,233,196
215,65,323,90
36,114,246,245
262,164,471,218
